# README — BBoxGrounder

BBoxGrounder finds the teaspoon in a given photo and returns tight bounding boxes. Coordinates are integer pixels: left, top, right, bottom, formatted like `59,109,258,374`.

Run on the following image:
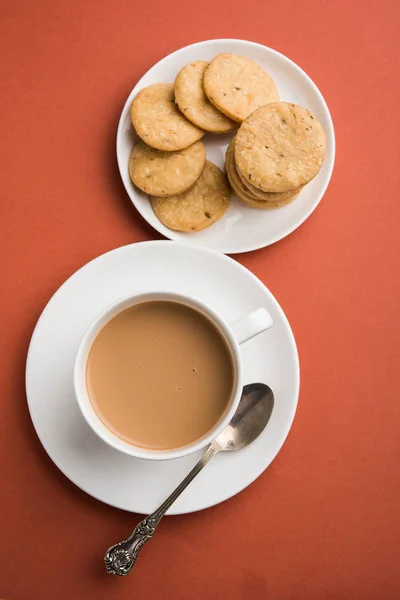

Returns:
104,382,274,576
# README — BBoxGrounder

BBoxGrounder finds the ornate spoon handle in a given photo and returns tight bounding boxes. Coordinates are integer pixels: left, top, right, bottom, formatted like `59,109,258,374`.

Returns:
104,444,218,575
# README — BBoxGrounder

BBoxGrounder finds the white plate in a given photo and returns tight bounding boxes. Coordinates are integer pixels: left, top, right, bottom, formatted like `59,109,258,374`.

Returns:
26,241,299,514
117,39,335,254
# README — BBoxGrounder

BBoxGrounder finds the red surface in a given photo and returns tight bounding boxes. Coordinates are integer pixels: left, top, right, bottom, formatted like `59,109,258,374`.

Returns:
1,1,400,598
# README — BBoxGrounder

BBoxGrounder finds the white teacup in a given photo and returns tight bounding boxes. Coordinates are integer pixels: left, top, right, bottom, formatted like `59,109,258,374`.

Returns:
74,291,273,461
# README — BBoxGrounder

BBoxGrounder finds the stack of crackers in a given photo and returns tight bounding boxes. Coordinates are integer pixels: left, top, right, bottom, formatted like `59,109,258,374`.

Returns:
128,53,326,232
227,103,326,209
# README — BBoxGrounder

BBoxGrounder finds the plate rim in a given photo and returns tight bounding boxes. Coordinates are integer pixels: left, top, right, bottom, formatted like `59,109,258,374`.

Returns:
25,240,300,514
116,38,336,254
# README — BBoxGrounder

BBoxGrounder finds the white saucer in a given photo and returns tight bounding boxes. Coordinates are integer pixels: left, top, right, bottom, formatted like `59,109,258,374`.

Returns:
26,242,299,514
117,38,335,254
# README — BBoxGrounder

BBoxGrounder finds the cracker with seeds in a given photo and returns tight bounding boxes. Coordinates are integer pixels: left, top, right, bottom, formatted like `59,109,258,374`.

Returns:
235,102,326,193
129,140,205,196
203,53,279,123
174,61,237,133
151,161,230,231
130,83,204,151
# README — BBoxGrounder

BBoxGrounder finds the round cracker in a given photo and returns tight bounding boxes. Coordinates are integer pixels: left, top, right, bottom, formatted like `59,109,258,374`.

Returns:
130,83,204,151
225,140,300,208
174,61,237,133
151,161,230,232
129,140,206,196
203,53,280,123
235,102,326,193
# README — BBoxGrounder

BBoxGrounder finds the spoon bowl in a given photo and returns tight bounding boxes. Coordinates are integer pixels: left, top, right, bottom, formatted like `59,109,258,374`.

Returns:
214,382,274,451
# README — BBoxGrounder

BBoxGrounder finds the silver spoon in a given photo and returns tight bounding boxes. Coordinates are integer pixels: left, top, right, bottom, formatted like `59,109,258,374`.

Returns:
104,382,274,576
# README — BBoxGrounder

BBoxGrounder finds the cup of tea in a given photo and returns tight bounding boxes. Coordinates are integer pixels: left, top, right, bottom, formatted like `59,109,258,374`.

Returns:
74,291,273,460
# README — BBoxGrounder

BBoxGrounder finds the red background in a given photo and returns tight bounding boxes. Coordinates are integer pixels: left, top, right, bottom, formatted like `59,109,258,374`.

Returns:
1,1,400,598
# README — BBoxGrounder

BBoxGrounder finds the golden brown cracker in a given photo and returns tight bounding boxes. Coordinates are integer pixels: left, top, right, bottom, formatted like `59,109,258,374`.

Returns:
174,61,237,133
129,140,205,196
203,53,279,122
235,102,326,192
130,83,204,151
151,161,230,231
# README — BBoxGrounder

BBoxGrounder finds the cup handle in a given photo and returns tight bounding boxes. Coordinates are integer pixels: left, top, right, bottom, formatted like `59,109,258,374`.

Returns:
230,308,273,345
